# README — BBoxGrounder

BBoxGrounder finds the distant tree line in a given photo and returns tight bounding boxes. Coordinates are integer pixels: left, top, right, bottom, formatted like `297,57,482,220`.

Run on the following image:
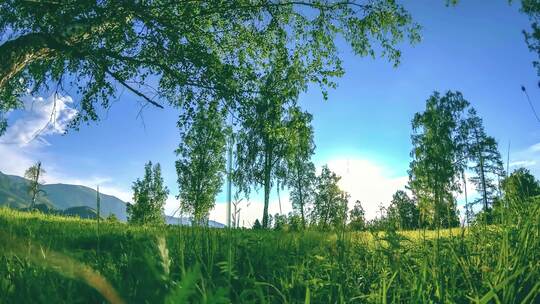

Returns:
6,0,539,230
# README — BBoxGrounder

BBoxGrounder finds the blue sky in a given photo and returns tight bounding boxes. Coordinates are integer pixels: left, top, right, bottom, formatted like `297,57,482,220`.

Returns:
2,1,540,225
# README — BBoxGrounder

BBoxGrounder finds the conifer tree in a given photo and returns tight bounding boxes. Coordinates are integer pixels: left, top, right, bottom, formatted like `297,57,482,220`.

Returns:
464,108,505,213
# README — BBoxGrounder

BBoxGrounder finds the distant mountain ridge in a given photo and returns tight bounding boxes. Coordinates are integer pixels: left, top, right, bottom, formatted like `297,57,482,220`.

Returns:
0,170,128,220
0,171,225,227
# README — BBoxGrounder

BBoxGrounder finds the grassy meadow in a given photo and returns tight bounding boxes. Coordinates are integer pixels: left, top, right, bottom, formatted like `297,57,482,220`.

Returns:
0,206,539,304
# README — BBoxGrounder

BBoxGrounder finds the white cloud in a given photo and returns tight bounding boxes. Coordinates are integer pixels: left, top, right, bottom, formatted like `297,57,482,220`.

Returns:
509,160,537,168
528,143,540,153
1,94,77,147
0,93,130,202
203,158,410,227
0,94,78,177
507,142,540,177
325,158,408,220
0,144,35,176
209,197,293,228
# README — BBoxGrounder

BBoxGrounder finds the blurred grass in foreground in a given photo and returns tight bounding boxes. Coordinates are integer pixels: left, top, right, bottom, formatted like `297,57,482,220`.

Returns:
0,205,538,303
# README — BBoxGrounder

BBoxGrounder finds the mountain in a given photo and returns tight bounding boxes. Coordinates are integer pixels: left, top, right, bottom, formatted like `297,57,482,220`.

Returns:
62,206,99,219
0,171,55,208
0,171,225,227
0,171,126,220
165,215,226,228
43,183,128,220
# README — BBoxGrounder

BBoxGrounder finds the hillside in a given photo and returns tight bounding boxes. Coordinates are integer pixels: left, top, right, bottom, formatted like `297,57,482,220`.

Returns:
0,171,225,227
0,171,128,220
0,171,54,208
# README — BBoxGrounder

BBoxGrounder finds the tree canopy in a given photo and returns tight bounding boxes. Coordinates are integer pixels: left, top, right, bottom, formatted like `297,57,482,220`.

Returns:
387,190,419,230
128,161,169,225
312,165,349,230
0,0,420,136
502,168,540,205
176,100,228,224
409,91,469,228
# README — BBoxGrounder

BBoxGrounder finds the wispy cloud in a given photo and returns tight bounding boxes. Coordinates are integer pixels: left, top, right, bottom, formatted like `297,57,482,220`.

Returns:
1,94,77,147
0,94,78,177
0,93,131,202
509,160,537,168
507,141,540,176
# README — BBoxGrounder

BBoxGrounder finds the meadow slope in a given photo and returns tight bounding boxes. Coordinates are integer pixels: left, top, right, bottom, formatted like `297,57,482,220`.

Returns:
0,207,538,303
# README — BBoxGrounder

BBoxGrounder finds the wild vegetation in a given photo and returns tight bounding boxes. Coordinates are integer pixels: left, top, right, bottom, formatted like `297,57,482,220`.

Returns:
1,189,539,303
2,1,540,303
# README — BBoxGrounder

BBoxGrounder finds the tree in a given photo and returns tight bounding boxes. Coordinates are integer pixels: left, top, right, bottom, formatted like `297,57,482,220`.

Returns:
501,168,540,205
273,213,288,231
313,166,349,230
24,161,46,209
234,60,313,228
106,213,119,223
286,109,316,229
408,91,469,228
252,219,262,230
287,213,304,232
387,190,419,230
289,160,316,229
128,161,169,225
349,200,366,231
176,100,228,224
521,0,540,78
234,92,290,228
231,191,246,229
464,108,505,213
0,1,419,136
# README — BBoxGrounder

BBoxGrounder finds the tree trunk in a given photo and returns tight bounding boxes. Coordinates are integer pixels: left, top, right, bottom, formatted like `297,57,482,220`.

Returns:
30,162,42,210
296,165,306,228
479,154,488,212
0,33,60,89
462,170,470,225
262,147,272,228
474,130,489,212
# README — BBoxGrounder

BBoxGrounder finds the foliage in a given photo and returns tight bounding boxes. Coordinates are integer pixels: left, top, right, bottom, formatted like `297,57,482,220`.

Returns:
387,190,420,230
0,0,420,135
463,108,505,214
127,161,168,225
234,81,313,228
287,108,316,229
106,213,119,223
521,0,540,77
23,161,46,209
312,165,349,230
409,91,469,228
176,100,228,223
272,213,288,231
252,219,262,230
501,167,540,208
1,196,540,303
349,200,366,231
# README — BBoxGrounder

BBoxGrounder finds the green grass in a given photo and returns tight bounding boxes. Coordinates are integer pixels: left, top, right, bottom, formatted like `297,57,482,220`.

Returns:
0,206,539,303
